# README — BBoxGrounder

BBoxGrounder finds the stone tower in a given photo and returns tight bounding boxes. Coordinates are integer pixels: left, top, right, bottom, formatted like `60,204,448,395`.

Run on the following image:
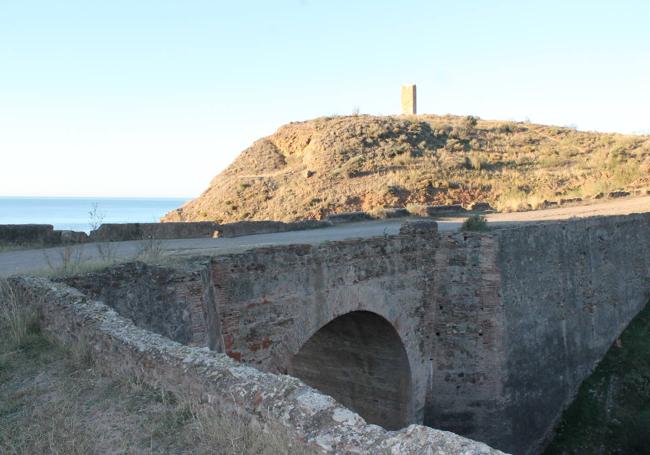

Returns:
401,84,417,115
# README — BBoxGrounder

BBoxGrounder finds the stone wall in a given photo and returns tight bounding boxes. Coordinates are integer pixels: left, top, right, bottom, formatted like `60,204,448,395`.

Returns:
214,220,330,238
495,213,650,453
0,224,88,246
90,222,221,242
61,261,212,346
209,235,436,426
201,213,650,454
206,222,507,450
90,220,332,241
0,224,55,245
8,276,504,455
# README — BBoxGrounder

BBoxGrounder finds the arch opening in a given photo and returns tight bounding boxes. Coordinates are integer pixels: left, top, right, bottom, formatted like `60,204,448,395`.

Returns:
288,311,412,430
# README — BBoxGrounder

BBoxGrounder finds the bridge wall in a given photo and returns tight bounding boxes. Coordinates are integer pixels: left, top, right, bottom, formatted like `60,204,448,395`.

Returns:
495,213,650,454
57,212,650,454
424,233,508,446
208,230,508,440
210,237,434,424
206,213,650,454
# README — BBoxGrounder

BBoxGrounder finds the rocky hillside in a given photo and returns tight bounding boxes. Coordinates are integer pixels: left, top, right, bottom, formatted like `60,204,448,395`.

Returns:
163,115,650,223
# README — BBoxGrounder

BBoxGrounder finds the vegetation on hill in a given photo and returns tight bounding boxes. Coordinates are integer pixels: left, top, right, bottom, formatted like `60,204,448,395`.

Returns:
163,114,650,223
544,301,650,454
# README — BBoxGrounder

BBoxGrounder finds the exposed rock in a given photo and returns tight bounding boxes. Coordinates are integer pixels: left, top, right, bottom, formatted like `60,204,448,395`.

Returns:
608,191,630,198
380,208,411,219
469,202,494,212
559,197,582,205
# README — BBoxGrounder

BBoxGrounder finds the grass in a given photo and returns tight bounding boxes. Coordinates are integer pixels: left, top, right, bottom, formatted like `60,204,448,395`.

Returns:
40,245,121,278
0,280,315,454
37,238,177,279
544,300,650,454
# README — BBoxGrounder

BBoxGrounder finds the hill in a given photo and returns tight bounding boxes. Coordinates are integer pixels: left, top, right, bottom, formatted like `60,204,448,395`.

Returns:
162,115,650,223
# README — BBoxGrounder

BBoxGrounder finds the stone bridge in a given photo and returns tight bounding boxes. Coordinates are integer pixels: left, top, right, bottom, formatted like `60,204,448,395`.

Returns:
64,212,650,454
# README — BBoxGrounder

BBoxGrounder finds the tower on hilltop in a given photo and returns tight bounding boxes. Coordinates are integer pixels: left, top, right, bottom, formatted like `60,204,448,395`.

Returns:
401,84,416,115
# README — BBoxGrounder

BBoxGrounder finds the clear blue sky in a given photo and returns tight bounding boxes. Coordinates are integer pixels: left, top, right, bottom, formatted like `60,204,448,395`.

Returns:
1,0,649,197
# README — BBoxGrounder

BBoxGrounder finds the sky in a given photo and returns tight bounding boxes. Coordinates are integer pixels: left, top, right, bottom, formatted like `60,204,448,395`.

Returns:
1,0,649,198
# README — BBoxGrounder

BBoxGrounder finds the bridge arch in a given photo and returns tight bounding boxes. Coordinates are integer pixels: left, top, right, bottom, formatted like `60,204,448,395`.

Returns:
288,310,412,430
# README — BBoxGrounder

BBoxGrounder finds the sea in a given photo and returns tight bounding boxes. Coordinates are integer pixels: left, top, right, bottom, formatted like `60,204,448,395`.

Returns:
0,197,189,233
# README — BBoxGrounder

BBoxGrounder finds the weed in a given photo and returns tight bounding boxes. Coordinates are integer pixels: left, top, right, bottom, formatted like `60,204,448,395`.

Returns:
43,244,85,277
136,230,164,263
88,203,118,263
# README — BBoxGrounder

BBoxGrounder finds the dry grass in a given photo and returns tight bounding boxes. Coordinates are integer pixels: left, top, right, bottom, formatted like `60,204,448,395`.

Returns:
40,246,119,278
0,280,315,455
162,114,650,224
38,242,178,279
135,231,165,264
0,280,38,346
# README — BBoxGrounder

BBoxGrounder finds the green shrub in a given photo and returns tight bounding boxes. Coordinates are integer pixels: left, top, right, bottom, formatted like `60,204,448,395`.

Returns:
461,215,488,231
